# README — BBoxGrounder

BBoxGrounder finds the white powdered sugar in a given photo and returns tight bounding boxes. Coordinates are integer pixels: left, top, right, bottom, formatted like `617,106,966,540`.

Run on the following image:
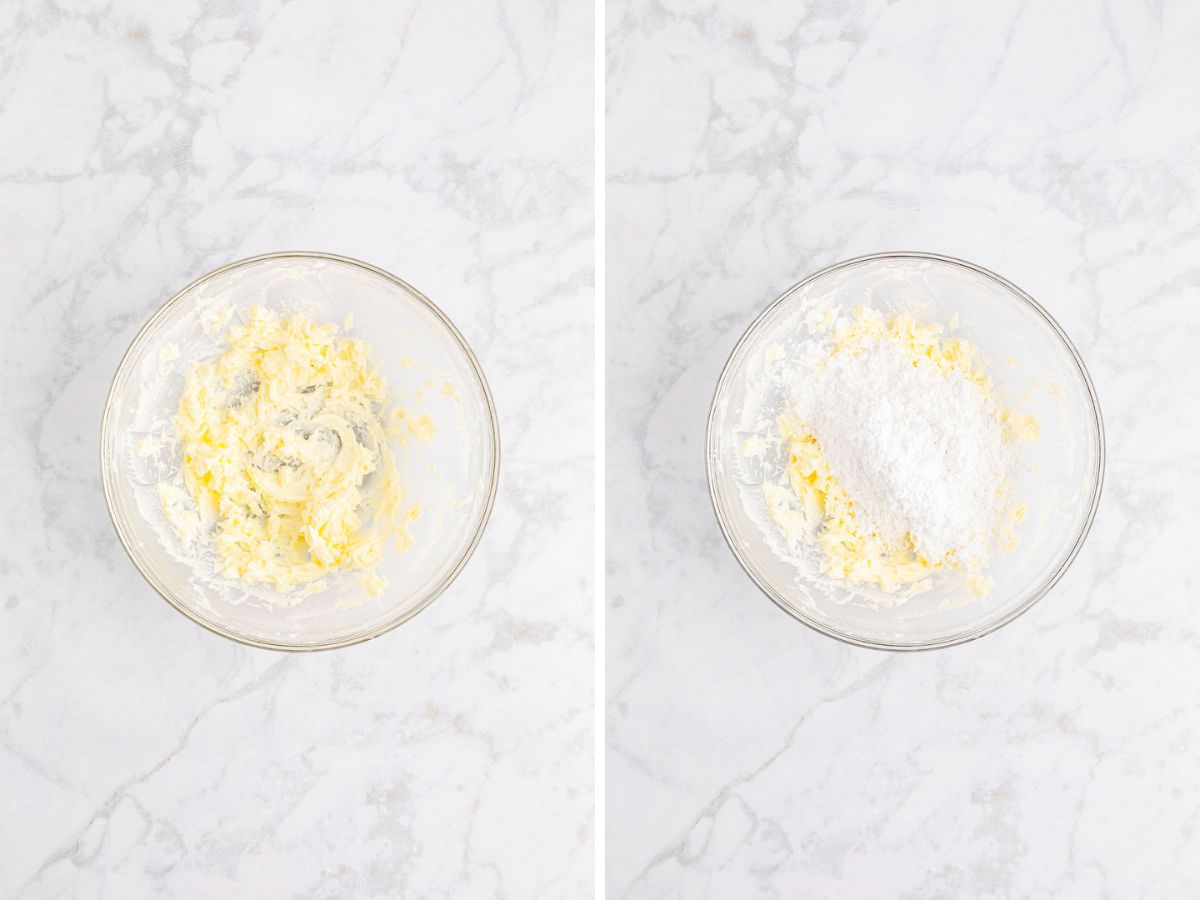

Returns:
787,340,1011,564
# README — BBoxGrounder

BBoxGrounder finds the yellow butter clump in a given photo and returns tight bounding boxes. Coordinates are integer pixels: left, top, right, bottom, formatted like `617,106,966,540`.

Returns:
779,424,938,594
172,307,431,595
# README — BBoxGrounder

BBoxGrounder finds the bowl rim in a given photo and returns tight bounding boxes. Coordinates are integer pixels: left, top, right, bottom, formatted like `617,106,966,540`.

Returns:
705,250,1106,652
100,250,502,652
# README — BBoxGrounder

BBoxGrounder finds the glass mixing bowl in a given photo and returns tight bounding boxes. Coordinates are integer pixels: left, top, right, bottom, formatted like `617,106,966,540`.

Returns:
101,252,500,650
706,252,1104,651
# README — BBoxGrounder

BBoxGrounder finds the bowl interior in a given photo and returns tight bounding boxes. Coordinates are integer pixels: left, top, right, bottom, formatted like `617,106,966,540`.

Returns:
708,253,1103,649
102,253,498,649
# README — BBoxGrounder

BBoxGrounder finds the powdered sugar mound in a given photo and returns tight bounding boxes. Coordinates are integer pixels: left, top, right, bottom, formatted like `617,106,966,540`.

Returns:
788,340,1011,564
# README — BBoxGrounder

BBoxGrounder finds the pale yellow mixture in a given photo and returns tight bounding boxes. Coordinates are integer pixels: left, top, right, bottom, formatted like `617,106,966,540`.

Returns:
770,306,1039,597
169,307,433,596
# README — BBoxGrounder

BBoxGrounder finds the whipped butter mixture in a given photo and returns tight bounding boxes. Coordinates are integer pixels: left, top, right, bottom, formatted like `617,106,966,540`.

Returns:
759,306,1039,599
167,307,432,596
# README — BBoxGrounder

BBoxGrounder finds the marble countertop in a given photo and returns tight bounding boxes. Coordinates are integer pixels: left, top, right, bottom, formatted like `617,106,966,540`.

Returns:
607,0,1200,896
0,1,592,896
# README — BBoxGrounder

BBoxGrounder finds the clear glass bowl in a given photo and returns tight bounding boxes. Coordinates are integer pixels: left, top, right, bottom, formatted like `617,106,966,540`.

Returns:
101,252,500,651
706,252,1105,651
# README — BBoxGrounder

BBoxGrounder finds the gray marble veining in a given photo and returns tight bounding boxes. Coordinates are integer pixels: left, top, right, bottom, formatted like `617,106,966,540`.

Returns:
607,0,1200,895
1,1,593,896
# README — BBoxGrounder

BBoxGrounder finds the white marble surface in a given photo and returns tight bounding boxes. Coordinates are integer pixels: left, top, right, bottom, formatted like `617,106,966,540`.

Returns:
608,0,1200,895
0,1,592,896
